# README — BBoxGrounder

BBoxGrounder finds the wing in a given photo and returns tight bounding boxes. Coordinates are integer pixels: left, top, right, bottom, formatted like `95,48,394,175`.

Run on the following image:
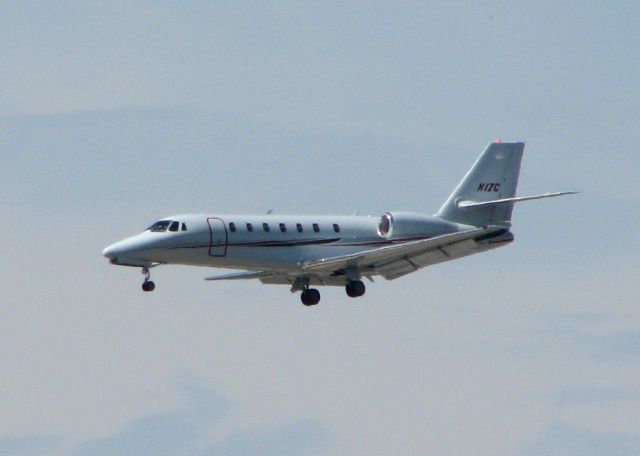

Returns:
205,270,271,281
205,269,346,287
299,226,505,280
205,226,506,286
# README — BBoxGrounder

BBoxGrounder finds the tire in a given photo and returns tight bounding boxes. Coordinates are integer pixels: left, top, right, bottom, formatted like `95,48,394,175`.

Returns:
346,280,365,298
352,280,365,297
301,289,320,306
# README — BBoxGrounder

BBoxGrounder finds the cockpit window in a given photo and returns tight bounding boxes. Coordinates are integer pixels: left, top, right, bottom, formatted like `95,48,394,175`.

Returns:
147,220,172,232
169,221,179,232
181,223,187,231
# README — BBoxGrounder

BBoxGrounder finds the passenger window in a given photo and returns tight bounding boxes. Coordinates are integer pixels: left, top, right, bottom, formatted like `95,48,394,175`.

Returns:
181,223,187,231
296,223,303,233
263,223,270,232
169,221,179,232
229,222,236,232
333,223,340,233
246,223,253,232
279,223,286,232
313,223,320,233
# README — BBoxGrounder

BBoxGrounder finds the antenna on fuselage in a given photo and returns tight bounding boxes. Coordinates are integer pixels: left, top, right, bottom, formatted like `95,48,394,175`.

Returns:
267,209,274,214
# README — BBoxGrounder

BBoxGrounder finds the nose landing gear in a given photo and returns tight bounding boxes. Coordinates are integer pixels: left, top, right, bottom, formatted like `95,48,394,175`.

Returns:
141,267,155,292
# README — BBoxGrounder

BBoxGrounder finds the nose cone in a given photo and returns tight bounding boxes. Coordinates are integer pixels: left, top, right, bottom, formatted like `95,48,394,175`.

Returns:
103,236,155,267
103,240,128,259
102,243,117,259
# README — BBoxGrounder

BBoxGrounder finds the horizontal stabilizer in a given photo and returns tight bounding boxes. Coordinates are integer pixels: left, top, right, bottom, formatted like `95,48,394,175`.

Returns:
205,270,270,281
457,191,578,209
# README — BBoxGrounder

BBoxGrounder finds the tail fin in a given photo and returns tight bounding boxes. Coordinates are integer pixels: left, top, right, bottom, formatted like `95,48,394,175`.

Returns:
436,142,525,227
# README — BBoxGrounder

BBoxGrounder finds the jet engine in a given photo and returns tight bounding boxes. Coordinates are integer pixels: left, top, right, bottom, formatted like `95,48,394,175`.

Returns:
377,212,459,239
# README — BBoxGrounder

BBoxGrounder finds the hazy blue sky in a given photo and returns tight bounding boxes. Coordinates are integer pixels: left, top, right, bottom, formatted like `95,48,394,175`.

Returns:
1,2,639,455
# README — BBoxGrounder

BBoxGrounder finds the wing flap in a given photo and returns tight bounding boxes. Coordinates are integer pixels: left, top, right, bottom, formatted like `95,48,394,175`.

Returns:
377,239,479,280
299,226,499,274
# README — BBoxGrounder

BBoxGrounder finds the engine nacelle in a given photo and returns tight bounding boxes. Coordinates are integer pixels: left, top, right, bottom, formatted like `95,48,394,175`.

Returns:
377,212,459,239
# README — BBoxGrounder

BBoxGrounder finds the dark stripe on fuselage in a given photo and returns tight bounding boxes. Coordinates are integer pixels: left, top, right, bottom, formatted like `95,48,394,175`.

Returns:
165,234,438,252
226,237,342,247
166,237,341,251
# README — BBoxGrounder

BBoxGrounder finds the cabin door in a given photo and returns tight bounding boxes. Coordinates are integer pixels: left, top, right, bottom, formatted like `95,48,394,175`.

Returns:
207,218,228,257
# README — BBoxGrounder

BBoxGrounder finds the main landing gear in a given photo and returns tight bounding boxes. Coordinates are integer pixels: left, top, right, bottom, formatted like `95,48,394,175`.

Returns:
299,280,366,306
345,280,366,298
141,267,155,292
301,288,321,306
294,277,321,306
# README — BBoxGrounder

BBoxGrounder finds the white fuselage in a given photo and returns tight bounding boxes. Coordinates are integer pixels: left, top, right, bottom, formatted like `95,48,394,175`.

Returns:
102,213,476,272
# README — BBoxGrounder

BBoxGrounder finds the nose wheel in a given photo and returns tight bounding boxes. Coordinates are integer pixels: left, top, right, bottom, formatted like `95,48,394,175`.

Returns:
141,267,155,292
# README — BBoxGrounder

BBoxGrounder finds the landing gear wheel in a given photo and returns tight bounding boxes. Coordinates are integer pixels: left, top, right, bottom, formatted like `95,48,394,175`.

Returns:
141,267,155,292
301,288,321,306
346,280,365,298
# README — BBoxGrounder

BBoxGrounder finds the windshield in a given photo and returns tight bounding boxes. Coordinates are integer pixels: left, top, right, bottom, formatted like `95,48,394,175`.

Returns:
147,220,172,232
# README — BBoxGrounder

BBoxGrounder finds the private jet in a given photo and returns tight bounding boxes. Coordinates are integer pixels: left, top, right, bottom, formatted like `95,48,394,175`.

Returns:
103,141,575,305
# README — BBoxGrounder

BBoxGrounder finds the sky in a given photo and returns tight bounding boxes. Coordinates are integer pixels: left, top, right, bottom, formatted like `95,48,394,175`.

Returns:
1,1,639,455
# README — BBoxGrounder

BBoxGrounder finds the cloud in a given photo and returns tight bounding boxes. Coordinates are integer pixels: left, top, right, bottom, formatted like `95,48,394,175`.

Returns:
586,330,640,360
196,421,327,456
0,377,327,456
68,378,327,456
0,435,63,456
555,386,639,405
523,423,640,456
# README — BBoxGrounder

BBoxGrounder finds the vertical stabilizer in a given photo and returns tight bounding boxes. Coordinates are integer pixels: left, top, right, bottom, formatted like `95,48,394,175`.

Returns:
436,142,524,227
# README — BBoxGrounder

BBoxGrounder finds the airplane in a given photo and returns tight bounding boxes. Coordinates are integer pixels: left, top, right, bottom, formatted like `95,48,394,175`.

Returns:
102,141,576,306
